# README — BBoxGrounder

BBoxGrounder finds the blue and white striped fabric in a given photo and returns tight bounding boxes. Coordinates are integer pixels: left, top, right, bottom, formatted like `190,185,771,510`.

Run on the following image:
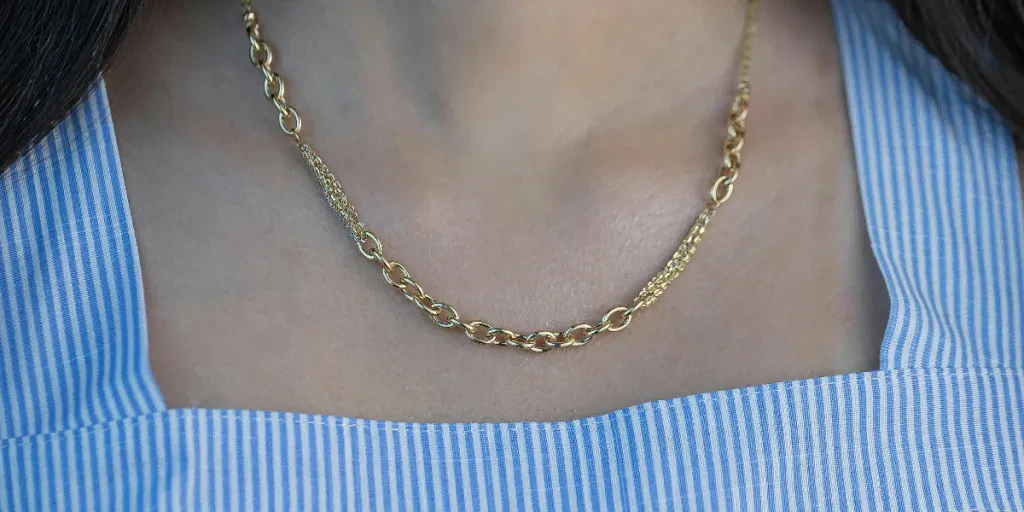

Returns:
0,84,163,442
1,0,1023,509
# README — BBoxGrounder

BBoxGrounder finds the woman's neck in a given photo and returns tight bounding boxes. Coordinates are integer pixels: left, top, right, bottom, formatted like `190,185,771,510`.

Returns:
256,0,749,161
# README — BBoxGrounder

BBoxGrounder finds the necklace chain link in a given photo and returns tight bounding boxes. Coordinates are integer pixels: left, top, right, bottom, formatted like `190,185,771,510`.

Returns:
239,0,758,352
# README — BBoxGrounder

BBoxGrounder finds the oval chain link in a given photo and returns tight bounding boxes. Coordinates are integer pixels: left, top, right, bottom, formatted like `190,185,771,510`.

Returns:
239,0,758,352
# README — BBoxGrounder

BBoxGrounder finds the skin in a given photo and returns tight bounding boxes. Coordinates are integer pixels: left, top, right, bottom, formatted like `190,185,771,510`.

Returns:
106,0,889,422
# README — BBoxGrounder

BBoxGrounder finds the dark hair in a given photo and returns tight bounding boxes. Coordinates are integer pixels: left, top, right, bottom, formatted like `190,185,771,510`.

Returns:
891,0,1024,136
0,0,141,170
1,0,1022,170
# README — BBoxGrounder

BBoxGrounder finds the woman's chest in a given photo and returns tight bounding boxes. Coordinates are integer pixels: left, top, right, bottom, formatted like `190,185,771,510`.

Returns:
115,100,888,422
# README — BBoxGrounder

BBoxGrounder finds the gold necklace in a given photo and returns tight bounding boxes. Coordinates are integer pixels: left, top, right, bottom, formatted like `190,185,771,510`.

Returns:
238,0,758,352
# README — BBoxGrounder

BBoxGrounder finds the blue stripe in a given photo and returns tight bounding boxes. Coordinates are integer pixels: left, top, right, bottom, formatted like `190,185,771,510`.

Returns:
24,147,61,436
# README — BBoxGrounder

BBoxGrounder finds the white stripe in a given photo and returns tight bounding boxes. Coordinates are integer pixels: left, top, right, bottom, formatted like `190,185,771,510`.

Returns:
210,412,223,510
268,414,283,511
182,412,196,511
427,424,444,511
384,421,399,512
196,411,211,510
231,414,243,512
254,414,269,512
371,420,385,511
398,421,414,511
154,414,169,512
299,416,313,512
313,416,327,512
328,417,342,511
470,425,489,512
346,418,358,511
356,418,369,512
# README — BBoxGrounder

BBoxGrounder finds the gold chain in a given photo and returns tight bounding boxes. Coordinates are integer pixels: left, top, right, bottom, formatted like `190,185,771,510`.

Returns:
238,0,758,352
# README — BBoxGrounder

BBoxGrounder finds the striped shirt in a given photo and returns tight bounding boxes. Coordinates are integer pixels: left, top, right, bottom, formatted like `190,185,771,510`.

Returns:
2,0,1023,509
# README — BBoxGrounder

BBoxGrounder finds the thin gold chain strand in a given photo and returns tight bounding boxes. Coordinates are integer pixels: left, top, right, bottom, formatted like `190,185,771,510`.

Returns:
239,0,758,352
